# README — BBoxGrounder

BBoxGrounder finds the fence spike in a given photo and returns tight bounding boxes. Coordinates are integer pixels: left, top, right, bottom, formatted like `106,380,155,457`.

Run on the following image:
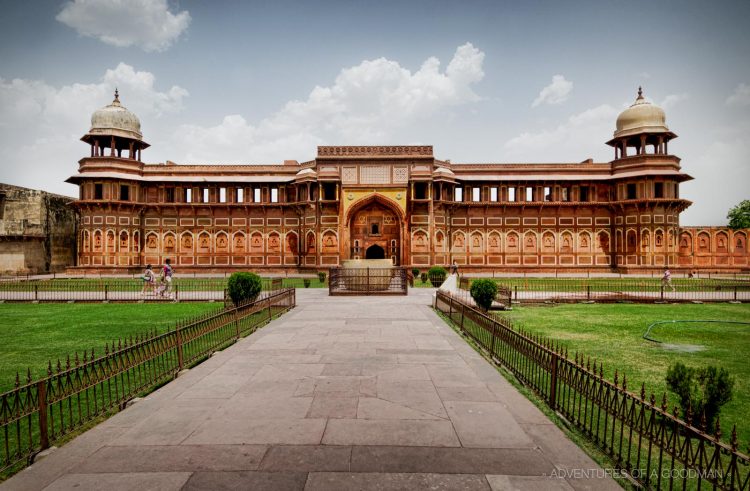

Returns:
104,344,109,356
731,425,738,451
662,393,669,412
74,352,79,367
700,410,707,431
26,368,32,384
66,355,70,370
56,359,62,373
599,365,604,378
686,402,693,424
715,416,722,440
622,373,627,391
650,392,656,406
91,348,95,360
614,370,618,387
83,350,88,364
47,360,53,376
640,383,646,401
14,371,20,388
118,339,122,350
673,405,679,418
586,356,591,371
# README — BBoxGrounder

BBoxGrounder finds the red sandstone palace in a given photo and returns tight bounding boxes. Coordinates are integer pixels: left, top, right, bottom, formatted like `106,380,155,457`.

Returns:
67,89,749,273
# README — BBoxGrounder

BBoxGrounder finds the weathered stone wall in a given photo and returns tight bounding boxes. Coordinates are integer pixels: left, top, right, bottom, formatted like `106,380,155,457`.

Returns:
0,184,77,274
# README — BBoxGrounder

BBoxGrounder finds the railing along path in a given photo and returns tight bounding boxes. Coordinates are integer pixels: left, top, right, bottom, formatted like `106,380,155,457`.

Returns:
435,290,750,490
0,288,295,475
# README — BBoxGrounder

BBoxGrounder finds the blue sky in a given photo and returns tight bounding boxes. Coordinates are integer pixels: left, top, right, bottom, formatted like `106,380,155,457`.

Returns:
1,0,748,225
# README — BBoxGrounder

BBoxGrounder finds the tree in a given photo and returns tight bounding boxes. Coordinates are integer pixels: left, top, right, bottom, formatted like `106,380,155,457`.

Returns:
227,272,262,305
665,362,734,430
470,279,498,311
727,200,750,230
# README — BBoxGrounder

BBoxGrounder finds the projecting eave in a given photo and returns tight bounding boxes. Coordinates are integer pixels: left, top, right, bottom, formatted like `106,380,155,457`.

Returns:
66,172,295,184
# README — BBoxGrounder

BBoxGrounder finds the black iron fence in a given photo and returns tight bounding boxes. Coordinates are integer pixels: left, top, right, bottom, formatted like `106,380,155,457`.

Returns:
0,277,283,303
0,288,295,475
435,291,750,490
329,267,408,295
458,278,750,303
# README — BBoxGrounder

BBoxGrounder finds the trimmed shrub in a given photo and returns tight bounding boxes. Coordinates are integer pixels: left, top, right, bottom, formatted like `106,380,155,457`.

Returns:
227,272,262,305
470,279,497,311
411,268,420,278
318,271,327,284
428,266,447,287
303,278,311,288
420,272,428,284
665,362,734,429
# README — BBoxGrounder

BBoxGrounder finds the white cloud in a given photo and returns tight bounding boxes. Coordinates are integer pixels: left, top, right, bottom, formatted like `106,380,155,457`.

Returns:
726,83,750,107
661,93,688,109
57,0,190,52
169,43,485,163
503,104,617,161
0,63,187,195
532,75,573,107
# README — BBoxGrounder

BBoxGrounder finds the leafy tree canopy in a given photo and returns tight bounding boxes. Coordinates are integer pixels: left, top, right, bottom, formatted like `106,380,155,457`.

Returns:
727,199,750,230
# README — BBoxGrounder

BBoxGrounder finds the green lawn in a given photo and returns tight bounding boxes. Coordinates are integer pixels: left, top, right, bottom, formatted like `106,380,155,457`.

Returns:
498,303,750,446
0,303,219,393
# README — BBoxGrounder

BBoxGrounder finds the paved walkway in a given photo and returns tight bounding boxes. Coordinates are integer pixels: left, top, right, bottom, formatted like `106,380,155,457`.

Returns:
2,289,619,491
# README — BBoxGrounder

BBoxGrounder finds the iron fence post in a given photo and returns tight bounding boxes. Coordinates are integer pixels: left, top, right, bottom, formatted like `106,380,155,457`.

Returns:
104,284,108,301
267,297,273,321
460,302,465,332
660,285,664,301
37,380,49,450
175,284,179,301
514,285,518,302
490,320,497,358
587,285,591,301
366,268,370,295
549,352,558,409
34,284,38,301
175,327,184,371
734,285,738,302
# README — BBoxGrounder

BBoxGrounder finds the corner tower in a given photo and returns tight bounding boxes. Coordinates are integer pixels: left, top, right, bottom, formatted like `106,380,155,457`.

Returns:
606,88,692,271
80,89,149,161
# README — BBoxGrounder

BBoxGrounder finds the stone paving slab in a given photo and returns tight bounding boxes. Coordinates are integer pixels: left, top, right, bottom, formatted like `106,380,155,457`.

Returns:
0,289,619,490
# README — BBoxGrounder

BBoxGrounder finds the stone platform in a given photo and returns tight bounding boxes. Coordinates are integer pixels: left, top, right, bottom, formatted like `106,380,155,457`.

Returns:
1,289,620,490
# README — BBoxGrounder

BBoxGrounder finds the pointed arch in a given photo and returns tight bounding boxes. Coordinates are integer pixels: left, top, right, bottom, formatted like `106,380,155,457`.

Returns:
232,231,246,253
506,231,520,252
470,231,483,253
145,231,158,251
106,229,116,253
306,230,316,253
163,231,176,253
579,231,591,251
82,229,90,253
597,230,610,253
250,231,264,253
180,231,194,252
267,231,281,253
452,231,466,252
344,193,405,226
716,230,729,253
542,230,555,252
119,229,129,252
198,231,211,253
215,231,229,252
487,231,501,253
523,231,537,252
434,230,446,252
133,230,140,253
697,231,711,252
560,230,573,252
285,230,299,254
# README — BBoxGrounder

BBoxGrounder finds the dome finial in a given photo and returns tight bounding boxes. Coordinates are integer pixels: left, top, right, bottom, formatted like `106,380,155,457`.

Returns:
113,88,120,103
637,86,643,100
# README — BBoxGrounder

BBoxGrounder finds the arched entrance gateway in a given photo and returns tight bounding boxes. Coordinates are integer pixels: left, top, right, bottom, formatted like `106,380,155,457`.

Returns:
346,195,403,265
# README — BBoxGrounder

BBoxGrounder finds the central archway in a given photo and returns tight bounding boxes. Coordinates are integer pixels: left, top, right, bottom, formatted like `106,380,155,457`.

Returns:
365,244,385,259
346,194,404,265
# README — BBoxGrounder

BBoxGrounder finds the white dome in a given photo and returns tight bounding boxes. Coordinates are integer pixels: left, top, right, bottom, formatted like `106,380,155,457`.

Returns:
88,90,143,141
614,88,669,139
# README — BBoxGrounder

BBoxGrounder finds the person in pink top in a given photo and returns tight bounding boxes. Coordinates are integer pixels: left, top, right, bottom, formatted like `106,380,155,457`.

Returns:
661,268,675,292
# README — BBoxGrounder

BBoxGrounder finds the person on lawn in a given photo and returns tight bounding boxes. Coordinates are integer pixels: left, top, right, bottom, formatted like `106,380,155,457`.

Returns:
141,264,156,295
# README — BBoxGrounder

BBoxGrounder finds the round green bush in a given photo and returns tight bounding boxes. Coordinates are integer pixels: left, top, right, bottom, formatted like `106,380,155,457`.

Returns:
411,268,420,278
420,272,428,284
470,279,498,311
428,266,447,287
318,271,327,283
227,272,262,305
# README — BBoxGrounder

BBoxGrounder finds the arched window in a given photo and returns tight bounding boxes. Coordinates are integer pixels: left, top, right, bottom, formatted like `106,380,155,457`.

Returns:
371,223,379,235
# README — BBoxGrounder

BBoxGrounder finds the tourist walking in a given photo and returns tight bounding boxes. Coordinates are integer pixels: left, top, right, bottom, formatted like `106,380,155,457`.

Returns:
661,268,676,292
159,258,175,299
141,264,156,295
